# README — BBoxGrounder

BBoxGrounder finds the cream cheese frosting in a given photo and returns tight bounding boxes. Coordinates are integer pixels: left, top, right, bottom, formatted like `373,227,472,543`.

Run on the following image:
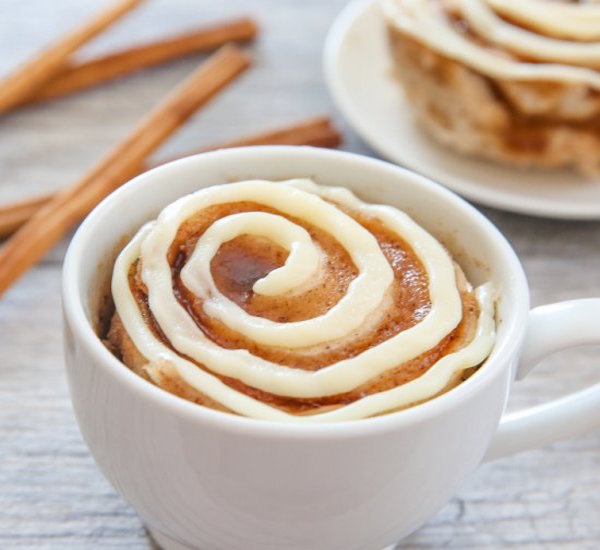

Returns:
381,0,600,88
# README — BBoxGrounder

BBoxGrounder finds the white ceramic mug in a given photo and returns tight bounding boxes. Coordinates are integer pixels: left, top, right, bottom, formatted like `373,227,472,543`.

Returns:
62,147,600,550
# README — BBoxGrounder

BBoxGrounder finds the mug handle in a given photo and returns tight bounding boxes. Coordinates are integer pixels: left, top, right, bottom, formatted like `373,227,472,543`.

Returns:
485,299,600,461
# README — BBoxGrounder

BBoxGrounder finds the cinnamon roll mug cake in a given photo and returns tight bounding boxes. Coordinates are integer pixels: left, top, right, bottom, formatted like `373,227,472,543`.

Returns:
62,148,600,549
381,0,600,173
105,178,495,421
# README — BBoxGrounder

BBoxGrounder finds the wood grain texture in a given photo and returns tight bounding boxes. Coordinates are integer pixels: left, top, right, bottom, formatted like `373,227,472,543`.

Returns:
0,1,599,548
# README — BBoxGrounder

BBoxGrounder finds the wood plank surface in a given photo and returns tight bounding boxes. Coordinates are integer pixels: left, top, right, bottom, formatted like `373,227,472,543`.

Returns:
0,1,599,548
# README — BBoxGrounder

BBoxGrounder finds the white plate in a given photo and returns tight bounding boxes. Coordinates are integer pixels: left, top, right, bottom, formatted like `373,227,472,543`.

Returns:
323,0,600,219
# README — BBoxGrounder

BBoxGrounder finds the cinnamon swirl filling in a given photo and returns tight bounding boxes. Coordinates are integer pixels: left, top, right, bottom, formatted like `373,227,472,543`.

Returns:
105,179,495,422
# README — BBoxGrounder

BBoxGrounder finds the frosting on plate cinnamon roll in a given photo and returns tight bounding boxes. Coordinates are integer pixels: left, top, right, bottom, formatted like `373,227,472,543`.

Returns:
381,0,600,173
104,179,495,422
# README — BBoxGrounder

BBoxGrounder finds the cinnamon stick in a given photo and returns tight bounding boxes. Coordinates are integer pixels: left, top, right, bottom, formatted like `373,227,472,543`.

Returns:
0,0,142,114
193,116,342,152
16,18,258,107
0,193,55,239
156,116,343,166
0,116,341,238
0,45,251,296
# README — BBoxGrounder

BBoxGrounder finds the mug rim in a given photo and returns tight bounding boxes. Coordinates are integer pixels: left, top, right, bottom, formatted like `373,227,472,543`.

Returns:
62,146,529,439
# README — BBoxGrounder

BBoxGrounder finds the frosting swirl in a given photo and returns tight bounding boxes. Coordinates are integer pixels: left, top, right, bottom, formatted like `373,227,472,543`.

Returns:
110,179,495,422
381,0,600,88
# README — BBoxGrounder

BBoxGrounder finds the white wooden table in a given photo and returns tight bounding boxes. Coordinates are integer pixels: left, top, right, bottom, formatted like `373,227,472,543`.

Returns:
1,1,599,548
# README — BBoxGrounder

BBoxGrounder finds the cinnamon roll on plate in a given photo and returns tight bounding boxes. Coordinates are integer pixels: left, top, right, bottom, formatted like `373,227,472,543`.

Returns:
382,0,600,174
324,0,600,219
103,178,496,422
